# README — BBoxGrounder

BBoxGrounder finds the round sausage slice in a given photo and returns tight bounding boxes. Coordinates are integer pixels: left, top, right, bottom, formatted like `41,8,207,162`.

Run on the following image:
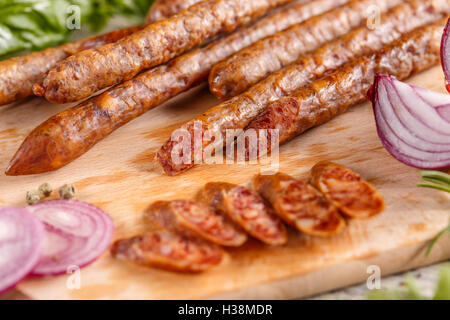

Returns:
111,231,225,273
253,173,346,237
145,200,247,247
197,182,288,245
311,162,385,219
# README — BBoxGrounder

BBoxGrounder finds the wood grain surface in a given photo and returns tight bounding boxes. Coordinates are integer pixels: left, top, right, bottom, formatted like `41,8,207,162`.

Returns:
0,66,449,300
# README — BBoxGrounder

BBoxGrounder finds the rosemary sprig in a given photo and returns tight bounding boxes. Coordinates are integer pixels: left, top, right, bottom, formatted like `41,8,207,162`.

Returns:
425,223,450,257
417,171,450,257
417,170,450,193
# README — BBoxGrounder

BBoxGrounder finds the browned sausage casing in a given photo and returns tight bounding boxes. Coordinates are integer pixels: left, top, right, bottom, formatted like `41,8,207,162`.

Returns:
246,19,445,155
253,173,345,237
38,0,294,104
0,0,203,107
111,231,225,272
145,200,247,247
310,162,385,219
208,0,403,100
157,0,450,175
0,26,143,107
145,0,204,23
6,0,324,175
197,182,288,245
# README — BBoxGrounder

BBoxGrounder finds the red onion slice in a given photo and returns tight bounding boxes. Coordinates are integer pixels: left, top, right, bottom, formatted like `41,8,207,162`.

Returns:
0,207,44,293
370,74,450,169
436,104,450,123
379,81,450,150
26,200,114,276
441,18,450,92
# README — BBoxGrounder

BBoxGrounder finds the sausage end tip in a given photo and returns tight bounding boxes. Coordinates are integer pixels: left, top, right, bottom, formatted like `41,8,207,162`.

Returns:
32,83,45,97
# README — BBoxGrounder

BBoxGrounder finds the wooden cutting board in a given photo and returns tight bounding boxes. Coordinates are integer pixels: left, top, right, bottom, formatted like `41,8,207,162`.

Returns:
0,66,449,300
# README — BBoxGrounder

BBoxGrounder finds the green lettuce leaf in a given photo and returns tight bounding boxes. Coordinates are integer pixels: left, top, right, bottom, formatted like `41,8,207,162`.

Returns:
0,0,153,58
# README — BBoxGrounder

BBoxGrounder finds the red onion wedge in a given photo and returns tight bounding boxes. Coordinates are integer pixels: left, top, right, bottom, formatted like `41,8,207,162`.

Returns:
26,200,114,276
441,18,450,92
0,207,44,293
369,74,450,169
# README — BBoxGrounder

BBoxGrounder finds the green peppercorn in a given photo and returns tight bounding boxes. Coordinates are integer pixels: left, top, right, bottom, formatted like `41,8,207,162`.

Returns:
38,182,53,198
26,191,40,205
58,184,76,199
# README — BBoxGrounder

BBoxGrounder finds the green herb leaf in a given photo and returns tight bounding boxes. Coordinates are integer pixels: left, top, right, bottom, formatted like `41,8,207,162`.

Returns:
367,266,450,300
417,182,450,193
425,224,450,257
418,170,450,192
0,0,154,58
367,276,428,300
420,170,450,187
417,171,450,257
433,267,450,300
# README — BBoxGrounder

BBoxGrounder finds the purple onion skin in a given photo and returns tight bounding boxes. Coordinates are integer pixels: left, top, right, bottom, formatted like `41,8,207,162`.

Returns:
0,207,44,294
441,18,450,93
26,199,114,277
369,74,450,170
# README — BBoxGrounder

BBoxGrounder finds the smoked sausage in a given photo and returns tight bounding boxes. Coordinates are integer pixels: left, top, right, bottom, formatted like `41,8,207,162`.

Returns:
208,0,403,100
197,182,288,245
1,0,209,107
37,0,295,104
145,200,247,247
245,19,445,156
145,0,204,23
0,25,143,106
157,0,450,175
111,231,226,272
6,0,329,175
253,173,345,237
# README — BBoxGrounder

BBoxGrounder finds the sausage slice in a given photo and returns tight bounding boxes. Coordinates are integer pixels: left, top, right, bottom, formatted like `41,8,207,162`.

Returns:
197,182,288,245
111,231,225,272
311,162,385,219
145,200,247,247
253,173,346,237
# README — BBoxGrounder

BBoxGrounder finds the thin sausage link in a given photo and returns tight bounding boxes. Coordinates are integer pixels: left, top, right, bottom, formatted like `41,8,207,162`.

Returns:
111,231,226,272
157,0,450,175
245,0,450,158
0,26,143,107
39,0,294,104
197,182,288,245
247,19,445,153
146,0,204,23
311,162,385,219
208,0,403,100
6,0,323,175
145,200,247,247
1,0,204,107
253,173,346,237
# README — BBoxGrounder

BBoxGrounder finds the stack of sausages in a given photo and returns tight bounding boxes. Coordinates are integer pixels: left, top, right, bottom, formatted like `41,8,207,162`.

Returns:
111,162,385,272
2,0,450,176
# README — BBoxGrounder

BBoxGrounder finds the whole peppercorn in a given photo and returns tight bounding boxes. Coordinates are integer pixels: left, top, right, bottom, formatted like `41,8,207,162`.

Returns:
38,183,53,198
58,184,76,199
26,191,41,205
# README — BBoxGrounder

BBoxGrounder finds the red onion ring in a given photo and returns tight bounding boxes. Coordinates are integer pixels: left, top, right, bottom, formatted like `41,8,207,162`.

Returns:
26,200,114,276
370,74,450,169
0,207,44,293
441,18,450,92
